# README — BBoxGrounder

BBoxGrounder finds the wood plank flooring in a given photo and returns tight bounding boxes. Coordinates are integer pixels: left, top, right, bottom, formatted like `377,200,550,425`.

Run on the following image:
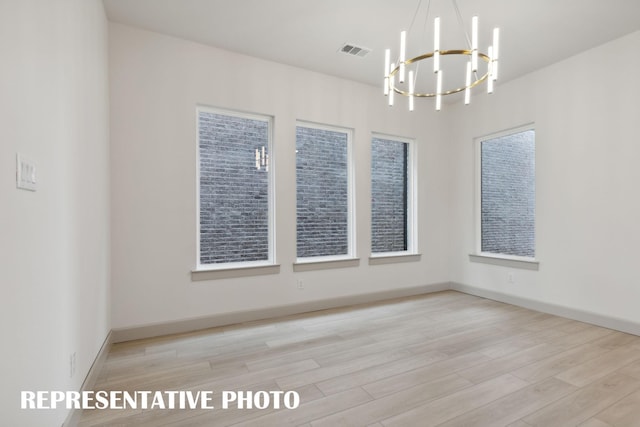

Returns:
78,291,640,426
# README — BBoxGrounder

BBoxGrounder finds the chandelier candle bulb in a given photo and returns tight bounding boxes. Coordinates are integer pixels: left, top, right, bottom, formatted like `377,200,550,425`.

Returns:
434,17,440,73
492,28,500,81
472,16,478,49
389,63,395,106
399,31,406,83
384,49,390,95
471,15,478,72
465,61,472,104
493,28,500,60
408,70,415,111
487,46,494,94
436,70,443,111
488,46,494,79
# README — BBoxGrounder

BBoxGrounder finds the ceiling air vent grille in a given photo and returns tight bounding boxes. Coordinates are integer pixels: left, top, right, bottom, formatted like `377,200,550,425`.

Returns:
339,43,371,58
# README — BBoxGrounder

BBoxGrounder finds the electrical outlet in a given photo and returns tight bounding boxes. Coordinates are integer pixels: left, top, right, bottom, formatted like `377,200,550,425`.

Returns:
297,279,304,290
69,352,76,378
507,272,515,284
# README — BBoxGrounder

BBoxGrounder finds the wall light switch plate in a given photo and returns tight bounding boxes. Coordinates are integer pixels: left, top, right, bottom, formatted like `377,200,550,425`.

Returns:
16,153,37,191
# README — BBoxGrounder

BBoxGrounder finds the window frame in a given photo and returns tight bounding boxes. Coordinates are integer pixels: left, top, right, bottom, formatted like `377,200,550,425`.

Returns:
195,105,276,272
370,132,418,258
294,120,356,264
474,123,537,265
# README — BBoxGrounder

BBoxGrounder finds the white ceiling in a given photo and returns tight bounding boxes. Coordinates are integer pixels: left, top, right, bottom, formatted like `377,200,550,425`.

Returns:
103,0,640,90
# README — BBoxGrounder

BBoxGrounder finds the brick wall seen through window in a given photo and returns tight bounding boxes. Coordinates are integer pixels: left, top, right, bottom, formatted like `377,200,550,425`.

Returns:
371,136,409,253
296,124,350,258
198,109,271,265
481,128,535,258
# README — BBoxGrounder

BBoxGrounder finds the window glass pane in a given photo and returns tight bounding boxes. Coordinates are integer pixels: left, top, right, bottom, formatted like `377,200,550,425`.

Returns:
481,129,535,257
371,137,408,253
296,125,349,258
198,110,270,265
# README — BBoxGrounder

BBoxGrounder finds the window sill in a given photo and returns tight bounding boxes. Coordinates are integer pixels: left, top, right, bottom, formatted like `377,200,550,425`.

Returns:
369,253,421,265
293,257,360,272
469,253,539,271
191,263,280,281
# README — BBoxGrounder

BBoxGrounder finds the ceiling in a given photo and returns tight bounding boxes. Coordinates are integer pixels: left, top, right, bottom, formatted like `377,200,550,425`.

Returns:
103,0,640,91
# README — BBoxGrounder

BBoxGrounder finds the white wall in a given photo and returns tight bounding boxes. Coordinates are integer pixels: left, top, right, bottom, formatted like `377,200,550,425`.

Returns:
109,23,451,330
1,3,637,422
0,0,110,425
1,9,637,425
448,31,640,324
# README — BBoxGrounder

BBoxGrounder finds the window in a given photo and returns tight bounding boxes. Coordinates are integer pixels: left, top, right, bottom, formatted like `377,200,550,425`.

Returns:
371,135,415,255
197,107,273,268
296,122,353,260
477,126,535,259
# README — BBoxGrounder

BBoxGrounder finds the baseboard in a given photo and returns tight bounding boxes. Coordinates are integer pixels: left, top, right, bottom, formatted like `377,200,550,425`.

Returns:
63,330,112,427
62,281,640,427
56,280,640,427
451,282,640,337
111,282,451,343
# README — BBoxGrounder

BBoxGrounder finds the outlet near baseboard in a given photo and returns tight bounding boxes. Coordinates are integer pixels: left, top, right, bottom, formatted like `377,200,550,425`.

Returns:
69,352,76,378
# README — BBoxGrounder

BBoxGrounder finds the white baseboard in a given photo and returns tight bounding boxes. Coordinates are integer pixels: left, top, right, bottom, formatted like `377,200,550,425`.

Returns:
111,282,451,343
451,282,640,337
62,281,640,426
111,282,640,343
63,331,112,427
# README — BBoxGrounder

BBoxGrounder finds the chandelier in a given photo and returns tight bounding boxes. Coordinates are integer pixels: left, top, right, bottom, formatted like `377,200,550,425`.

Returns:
384,0,500,111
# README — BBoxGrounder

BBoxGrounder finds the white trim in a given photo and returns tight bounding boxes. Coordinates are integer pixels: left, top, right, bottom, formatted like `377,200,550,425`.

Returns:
348,125,356,259
371,132,415,143
474,123,536,257
269,115,278,266
192,263,281,281
293,257,359,272
474,135,482,253
110,283,450,343
474,122,536,146
194,259,274,271
370,132,418,256
408,136,418,254
451,283,640,337
468,253,539,270
369,253,421,265
101,282,640,345
295,120,356,260
195,105,276,271
295,254,356,264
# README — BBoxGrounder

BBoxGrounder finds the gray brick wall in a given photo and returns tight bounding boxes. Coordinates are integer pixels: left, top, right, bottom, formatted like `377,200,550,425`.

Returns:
296,125,349,258
371,137,408,253
198,111,270,264
481,130,535,257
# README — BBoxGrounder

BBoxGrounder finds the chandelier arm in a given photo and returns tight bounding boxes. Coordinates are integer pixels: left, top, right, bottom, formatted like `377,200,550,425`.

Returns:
451,0,472,49
408,0,424,35
421,0,432,46
412,0,430,87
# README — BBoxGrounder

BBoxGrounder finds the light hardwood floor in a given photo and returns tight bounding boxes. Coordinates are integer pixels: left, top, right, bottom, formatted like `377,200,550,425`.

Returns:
78,291,640,426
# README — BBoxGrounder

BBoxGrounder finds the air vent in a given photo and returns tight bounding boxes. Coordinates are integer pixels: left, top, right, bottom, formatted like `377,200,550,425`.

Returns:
338,43,371,58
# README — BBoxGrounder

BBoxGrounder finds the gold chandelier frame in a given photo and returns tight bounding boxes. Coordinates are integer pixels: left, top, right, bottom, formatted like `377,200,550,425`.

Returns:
388,50,491,98
383,0,500,110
